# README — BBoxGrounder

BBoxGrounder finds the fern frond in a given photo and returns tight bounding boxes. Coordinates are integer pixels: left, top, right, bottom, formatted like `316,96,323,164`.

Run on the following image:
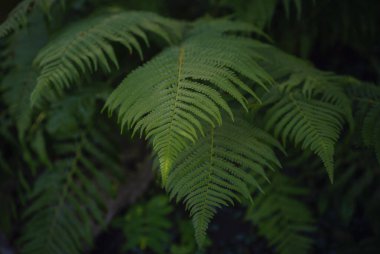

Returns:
31,10,181,106
106,34,273,183
116,195,173,254
19,123,120,254
262,46,353,123
0,0,59,38
246,173,315,254
261,47,352,182
167,117,281,246
265,92,345,182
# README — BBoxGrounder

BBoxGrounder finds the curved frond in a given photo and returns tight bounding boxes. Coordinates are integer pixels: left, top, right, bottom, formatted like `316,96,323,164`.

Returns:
167,117,281,246
246,173,315,254
265,92,346,182
106,34,273,183
31,10,181,106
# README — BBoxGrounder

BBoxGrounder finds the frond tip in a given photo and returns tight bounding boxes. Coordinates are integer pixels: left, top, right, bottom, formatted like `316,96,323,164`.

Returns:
167,117,281,246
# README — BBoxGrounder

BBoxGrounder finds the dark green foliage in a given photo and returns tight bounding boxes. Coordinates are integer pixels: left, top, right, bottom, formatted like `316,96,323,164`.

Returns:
217,0,304,28
18,99,120,253
349,83,380,163
0,0,379,253
246,173,315,254
32,9,181,106
115,195,173,254
265,92,345,182
0,0,61,38
168,117,281,245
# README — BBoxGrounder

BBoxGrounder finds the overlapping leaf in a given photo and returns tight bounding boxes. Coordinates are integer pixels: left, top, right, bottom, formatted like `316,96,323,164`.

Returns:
106,34,273,183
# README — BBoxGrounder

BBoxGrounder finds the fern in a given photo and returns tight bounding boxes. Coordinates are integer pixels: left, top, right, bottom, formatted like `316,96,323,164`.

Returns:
18,97,120,253
1,2,377,253
0,0,60,38
167,116,281,246
246,172,315,254
115,195,173,254
265,92,345,182
106,32,273,183
261,48,352,182
31,10,181,105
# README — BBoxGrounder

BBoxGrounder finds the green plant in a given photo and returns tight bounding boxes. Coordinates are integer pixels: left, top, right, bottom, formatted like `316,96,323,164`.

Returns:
114,195,173,254
0,0,379,253
246,172,315,254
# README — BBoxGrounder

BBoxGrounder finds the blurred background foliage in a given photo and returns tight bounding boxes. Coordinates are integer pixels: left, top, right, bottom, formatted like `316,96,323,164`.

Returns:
0,0,379,253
